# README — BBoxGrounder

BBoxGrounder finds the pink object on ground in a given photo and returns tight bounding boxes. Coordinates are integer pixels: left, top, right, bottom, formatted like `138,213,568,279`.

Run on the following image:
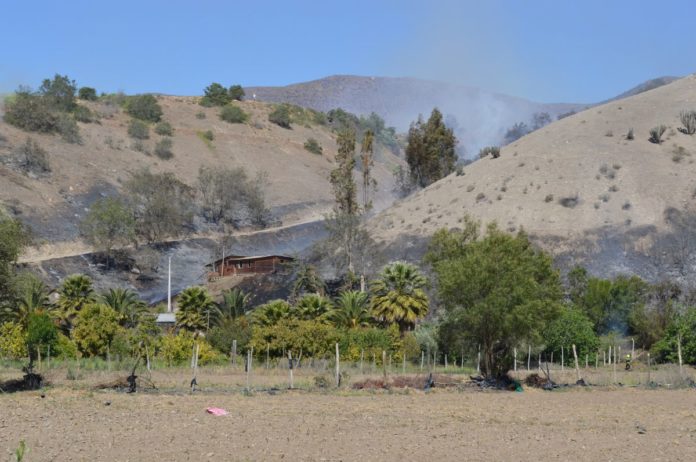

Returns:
206,407,228,416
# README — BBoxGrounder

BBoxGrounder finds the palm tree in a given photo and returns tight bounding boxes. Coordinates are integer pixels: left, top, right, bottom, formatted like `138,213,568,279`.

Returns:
294,293,332,322
331,290,372,329
371,261,429,332
55,274,95,331
101,288,147,328
251,299,292,326
2,276,53,327
175,286,219,332
218,287,251,321
291,263,325,299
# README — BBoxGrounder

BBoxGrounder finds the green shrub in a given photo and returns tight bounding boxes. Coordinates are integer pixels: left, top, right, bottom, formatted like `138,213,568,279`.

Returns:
39,74,77,112
219,104,248,123
195,111,206,119
154,120,174,136
197,130,214,149
54,333,78,359
125,94,162,122
268,105,291,128
200,83,230,107
303,137,323,154
3,91,57,133
128,119,150,140
72,303,123,357
56,113,82,144
17,137,50,174
78,87,98,101
679,110,696,135
72,105,94,123
26,312,58,359
208,317,253,354
157,331,222,366
479,146,500,159
544,194,554,203
649,125,666,144
0,322,27,360
543,307,599,365
229,85,245,101
154,137,174,159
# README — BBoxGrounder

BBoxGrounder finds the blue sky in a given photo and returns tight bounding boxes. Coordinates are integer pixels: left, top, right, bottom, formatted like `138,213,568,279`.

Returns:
1,0,694,103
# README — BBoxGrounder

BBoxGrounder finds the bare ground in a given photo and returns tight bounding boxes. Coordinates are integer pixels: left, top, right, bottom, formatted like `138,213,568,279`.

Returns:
2,372,696,461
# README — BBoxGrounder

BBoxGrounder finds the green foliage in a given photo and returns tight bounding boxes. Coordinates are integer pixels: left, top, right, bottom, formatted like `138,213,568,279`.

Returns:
406,108,457,188
154,137,174,160
649,125,666,144
55,113,81,144
26,311,58,360
5,274,52,328
125,169,194,243
295,294,333,321
0,322,27,359
3,90,58,133
125,94,163,122
428,219,562,377
478,146,500,159
200,82,231,107
543,307,599,365
218,288,251,320
54,333,78,359
0,213,30,309
197,130,214,148
17,137,50,174
80,197,135,256
175,286,218,332
268,104,291,128
72,105,94,123
370,261,429,331
304,137,323,155
228,85,245,101
679,110,696,135
72,303,123,357
208,316,253,354
15,440,27,462
653,305,696,364
39,74,77,112
628,281,681,349
127,119,150,140
157,331,222,366
78,87,98,101
291,263,325,299
504,122,529,144
100,288,147,328
249,319,341,358
154,120,174,136
251,299,293,326
219,104,248,123
338,324,401,362
55,274,96,331
331,291,372,329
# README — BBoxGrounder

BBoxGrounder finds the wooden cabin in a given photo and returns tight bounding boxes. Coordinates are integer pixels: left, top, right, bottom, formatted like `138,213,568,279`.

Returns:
208,255,293,280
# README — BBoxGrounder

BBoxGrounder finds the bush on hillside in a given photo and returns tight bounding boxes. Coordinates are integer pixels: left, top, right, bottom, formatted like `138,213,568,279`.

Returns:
679,110,696,135
626,128,634,140
39,74,77,112
128,119,150,140
56,113,82,144
200,82,231,107
649,125,666,144
154,120,174,136
219,104,248,124
154,137,174,159
17,138,50,174
478,146,500,159
228,85,245,101
268,104,291,128
3,90,58,133
78,87,98,101
72,105,94,123
304,137,323,155
125,94,162,122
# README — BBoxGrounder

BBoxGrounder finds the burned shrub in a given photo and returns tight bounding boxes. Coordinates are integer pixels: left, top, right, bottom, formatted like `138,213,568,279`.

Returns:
649,125,667,144
679,110,696,135
559,195,579,208
479,146,501,159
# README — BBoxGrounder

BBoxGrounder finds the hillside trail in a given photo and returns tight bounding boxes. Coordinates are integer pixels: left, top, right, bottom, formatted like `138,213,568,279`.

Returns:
17,212,327,264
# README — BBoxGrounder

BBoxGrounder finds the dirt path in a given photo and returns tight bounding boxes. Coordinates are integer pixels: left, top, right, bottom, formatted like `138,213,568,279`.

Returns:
17,214,327,264
2,388,695,461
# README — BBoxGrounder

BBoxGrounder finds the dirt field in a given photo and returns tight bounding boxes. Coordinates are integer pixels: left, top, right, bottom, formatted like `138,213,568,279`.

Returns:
2,385,696,462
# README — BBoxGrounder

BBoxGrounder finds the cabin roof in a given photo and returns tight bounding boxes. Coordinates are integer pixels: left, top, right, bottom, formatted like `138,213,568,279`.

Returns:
208,254,294,267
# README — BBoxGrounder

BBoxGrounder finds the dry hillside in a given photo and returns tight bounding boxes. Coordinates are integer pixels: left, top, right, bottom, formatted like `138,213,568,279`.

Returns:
0,96,403,258
369,74,696,279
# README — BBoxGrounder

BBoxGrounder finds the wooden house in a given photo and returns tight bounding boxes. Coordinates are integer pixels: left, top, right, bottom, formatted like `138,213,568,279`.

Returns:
207,254,294,280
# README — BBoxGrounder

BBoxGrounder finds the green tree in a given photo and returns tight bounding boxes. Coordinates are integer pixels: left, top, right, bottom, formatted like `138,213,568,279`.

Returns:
629,281,681,349
3,274,52,328
80,197,135,261
291,263,325,299
39,74,77,112
251,299,293,327
652,305,696,364
0,322,27,359
268,104,291,128
218,288,251,321
55,274,96,332
0,214,30,316
294,294,333,321
327,129,360,273
428,221,563,377
78,87,98,101
175,286,219,333
125,94,162,122
405,108,457,188
360,129,376,213
228,85,245,101
201,82,231,107
72,303,123,357
100,288,147,328
208,316,252,355
26,311,58,361
543,307,599,365
331,290,372,329
370,261,429,332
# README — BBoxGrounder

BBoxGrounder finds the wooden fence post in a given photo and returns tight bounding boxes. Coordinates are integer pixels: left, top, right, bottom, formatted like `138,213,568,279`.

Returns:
647,352,651,384
382,350,388,382
420,351,424,372
335,343,340,387
266,344,270,369
232,339,237,366
360,349,364,375
476,347,481,375
678,334,683,376
561,346,564,372
514,347,517,372
288,351,294,389
444,354,448,371
402,351,406,375
527,345,531,371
